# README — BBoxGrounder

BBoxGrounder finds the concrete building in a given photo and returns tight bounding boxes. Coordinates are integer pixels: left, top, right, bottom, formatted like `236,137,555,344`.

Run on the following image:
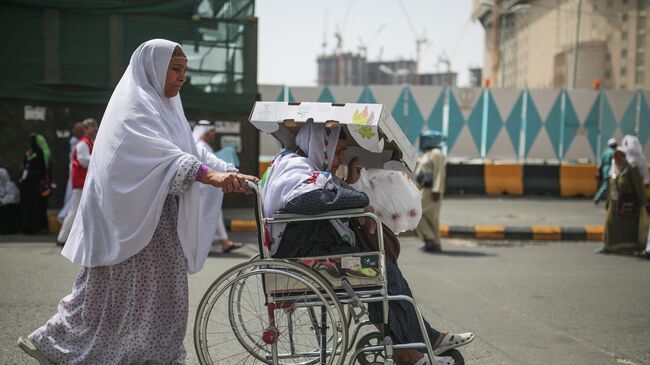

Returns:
473,0,650,90
317,53,367,85
366,60,418,85
469,67,483,87
418,72,458,86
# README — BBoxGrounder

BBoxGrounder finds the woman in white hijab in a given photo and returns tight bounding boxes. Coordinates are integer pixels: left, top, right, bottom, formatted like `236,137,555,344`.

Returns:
620,135,649,184
17,39,256,364
620,135,650,258
0,167,20,234
192,121,245,253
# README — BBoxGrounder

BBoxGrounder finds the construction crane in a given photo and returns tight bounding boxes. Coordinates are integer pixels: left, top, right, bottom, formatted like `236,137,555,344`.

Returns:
436,50,453,87
397,0,431,83
321,11,328,56
358,24,386,59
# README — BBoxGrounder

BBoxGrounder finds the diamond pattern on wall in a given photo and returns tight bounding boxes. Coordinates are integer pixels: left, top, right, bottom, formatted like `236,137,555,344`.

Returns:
619,94,638,136
524,92,544,157
640,92,650,147
391,87,425,143
258,85,649,163
600,94,618,151
446,91,467,152
318,86,335,103
427,91,445,133
358,87,376,103
544,92,564,159
466,91,502,156
504,92,524,155
275,86,295,102
583,95,601,157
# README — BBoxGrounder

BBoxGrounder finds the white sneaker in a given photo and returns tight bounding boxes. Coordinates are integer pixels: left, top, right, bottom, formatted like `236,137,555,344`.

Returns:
17,337,55,365
433,332,475,355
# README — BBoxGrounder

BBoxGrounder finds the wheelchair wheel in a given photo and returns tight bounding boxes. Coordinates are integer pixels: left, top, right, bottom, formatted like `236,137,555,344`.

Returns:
354,331,384,365
194,260,347,365
439,349,464,365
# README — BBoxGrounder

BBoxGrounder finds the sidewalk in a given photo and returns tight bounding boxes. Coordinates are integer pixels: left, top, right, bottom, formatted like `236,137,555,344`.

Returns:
223,196,608,241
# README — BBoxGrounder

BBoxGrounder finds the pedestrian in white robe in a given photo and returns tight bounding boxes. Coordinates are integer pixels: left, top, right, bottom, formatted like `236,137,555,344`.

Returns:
192,121,245,253
415,131,446,252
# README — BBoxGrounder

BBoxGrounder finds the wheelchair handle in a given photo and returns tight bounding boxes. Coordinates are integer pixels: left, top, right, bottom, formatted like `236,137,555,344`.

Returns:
245,180,259,192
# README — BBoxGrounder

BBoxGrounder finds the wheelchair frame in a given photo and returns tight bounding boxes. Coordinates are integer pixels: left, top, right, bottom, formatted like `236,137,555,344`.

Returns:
193,181,438,365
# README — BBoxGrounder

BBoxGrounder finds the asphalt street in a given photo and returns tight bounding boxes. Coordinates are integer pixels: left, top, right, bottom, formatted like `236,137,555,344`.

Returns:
1,233,648,365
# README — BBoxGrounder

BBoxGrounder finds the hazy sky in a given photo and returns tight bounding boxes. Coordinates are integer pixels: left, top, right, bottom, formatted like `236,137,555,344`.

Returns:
255,0,485,87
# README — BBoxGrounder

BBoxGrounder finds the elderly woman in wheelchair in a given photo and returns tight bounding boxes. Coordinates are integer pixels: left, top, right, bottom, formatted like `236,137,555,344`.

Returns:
263,123,474,364
193,121,474,365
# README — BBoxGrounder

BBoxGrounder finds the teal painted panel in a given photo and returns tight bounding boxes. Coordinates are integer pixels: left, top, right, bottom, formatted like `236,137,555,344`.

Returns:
464,90,501,153
600,95,618,150
275,86,295,102
446,91,465,150
505,92,524,154
561,94,580,157
639,93,650,146
524,93,543,156
427,92,445,132
465,92,484,150
583,95,601,156
484,91,503,153
318,86,335,103
619,94,637,135
544,92,564,158
357,87,377,103
391,87,425,143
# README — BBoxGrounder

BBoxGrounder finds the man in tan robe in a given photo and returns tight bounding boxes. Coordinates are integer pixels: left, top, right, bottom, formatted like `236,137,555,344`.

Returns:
415,131,446,252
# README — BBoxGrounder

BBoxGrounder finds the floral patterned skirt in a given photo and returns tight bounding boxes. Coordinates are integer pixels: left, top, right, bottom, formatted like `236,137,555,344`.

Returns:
29,195,189,364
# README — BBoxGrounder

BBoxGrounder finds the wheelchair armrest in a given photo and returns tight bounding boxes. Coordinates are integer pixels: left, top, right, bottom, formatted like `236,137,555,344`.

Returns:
271,208,366,221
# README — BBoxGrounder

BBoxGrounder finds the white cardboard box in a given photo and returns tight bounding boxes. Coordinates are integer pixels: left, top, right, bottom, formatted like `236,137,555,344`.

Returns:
249,102,418,173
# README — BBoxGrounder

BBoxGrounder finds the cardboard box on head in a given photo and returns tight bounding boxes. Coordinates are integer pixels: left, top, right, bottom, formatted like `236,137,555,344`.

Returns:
249,102,418,174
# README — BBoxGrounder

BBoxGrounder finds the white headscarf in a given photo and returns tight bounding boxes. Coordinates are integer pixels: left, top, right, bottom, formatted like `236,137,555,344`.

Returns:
0,168,19,206
620,135,650,183
610,146,628,179
62,39,221,274
192,120,214,148
260,123,355,256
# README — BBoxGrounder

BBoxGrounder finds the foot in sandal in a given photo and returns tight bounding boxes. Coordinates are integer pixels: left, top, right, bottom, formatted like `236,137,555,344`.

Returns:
17,337,55,365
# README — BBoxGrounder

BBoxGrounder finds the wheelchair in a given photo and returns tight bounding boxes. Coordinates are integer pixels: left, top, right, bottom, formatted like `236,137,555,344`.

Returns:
193,181,464,365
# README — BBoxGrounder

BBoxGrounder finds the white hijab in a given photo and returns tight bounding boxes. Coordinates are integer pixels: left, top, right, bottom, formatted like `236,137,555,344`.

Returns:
192,121,214,153
620,135,650,183
261,123,355,256
0,168,19,206
62,39,220,274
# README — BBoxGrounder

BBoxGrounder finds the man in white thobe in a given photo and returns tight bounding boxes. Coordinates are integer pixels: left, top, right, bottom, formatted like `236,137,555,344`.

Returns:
414,131,446,252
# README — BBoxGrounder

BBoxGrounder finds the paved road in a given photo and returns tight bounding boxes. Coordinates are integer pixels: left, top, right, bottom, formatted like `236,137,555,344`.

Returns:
1,234,648,365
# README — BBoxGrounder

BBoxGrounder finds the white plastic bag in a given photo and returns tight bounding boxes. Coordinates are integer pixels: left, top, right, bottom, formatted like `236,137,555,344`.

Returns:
351,168,422,234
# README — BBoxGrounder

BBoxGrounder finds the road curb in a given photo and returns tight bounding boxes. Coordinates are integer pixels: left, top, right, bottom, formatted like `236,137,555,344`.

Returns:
440,224,603,241
225,219,604,241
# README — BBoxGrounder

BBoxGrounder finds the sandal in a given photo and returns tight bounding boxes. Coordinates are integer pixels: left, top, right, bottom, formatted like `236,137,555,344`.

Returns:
222,241,244,253
17,337,55,365
433,332,475,355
